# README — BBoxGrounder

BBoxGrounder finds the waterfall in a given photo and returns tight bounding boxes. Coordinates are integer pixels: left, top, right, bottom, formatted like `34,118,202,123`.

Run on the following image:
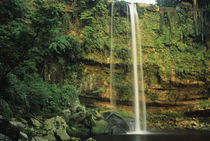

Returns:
110,1,147,133
129,3,146,132
110,2,116,111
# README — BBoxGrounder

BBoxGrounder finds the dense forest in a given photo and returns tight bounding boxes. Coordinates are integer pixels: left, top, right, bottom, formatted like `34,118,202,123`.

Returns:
0,0,209,140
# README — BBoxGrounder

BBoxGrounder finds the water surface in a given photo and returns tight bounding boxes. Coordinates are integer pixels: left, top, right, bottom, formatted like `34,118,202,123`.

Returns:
91,131,210,141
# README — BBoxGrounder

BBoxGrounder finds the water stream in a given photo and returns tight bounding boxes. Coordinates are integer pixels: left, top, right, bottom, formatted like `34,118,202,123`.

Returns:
110,2,116,111
110,2,146,133
129,3,146,133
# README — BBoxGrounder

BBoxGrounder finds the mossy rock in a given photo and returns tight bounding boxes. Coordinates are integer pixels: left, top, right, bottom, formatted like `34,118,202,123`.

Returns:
92,120,109,134
67,124,89,136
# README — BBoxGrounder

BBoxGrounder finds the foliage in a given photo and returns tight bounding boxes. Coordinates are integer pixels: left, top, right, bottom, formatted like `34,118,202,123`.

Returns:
116,109,134,120
82,25,102,53
60,85,79,107
114,75,133,101
113,1,128,17
0,0,27,23
147,93,159,102
0,21,32,79
29,0,66,57
199,101,210,108
3,73,59,114
49,35,82,62
156,0,181,7
147,112,182,121
1,73,80,117
114,46,129,60
0,99,13,119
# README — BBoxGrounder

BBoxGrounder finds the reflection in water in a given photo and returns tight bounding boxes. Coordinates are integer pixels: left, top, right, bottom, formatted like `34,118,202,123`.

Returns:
92,131,210,141
134,135,141,141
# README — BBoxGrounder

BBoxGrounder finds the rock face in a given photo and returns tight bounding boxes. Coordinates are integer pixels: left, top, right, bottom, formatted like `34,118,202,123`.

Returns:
185,104,210,117
148,114,210,130
77,2,209,116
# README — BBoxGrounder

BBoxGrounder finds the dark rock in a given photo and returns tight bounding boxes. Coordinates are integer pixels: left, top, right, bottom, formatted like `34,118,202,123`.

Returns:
103,112,130,135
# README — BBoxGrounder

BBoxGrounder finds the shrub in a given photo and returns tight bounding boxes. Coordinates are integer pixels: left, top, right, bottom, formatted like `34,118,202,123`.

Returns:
60,85,79,107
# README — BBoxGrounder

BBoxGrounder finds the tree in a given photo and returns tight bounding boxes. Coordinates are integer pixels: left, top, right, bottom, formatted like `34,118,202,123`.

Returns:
156,0,181,7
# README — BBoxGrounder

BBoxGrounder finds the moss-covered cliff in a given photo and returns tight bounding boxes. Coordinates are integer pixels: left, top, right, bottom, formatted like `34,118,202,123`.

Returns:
62,1,210,114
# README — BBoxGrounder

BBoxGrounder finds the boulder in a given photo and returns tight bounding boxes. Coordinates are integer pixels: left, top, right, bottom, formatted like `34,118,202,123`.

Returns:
61,109,71,122
92,120,109,134
43,116,70,141
31,135,55,141
70,104,86,123
103,112,130,134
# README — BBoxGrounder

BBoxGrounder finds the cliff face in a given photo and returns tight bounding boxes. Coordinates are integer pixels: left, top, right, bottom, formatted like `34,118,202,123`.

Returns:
45,2,209,114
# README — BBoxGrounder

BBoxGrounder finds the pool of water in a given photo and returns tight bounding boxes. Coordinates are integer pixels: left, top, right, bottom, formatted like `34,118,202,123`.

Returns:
90,131,210,141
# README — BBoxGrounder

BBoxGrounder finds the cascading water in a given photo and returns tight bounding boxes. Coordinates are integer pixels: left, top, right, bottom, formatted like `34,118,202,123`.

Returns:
129,3,146,133
110,1,146,133
110,2,116,111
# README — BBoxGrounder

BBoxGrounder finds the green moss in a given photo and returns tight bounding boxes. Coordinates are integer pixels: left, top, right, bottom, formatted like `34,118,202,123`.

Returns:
147,93,159,102
67,123,89,136
116,109,134,120
199,101,210,108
